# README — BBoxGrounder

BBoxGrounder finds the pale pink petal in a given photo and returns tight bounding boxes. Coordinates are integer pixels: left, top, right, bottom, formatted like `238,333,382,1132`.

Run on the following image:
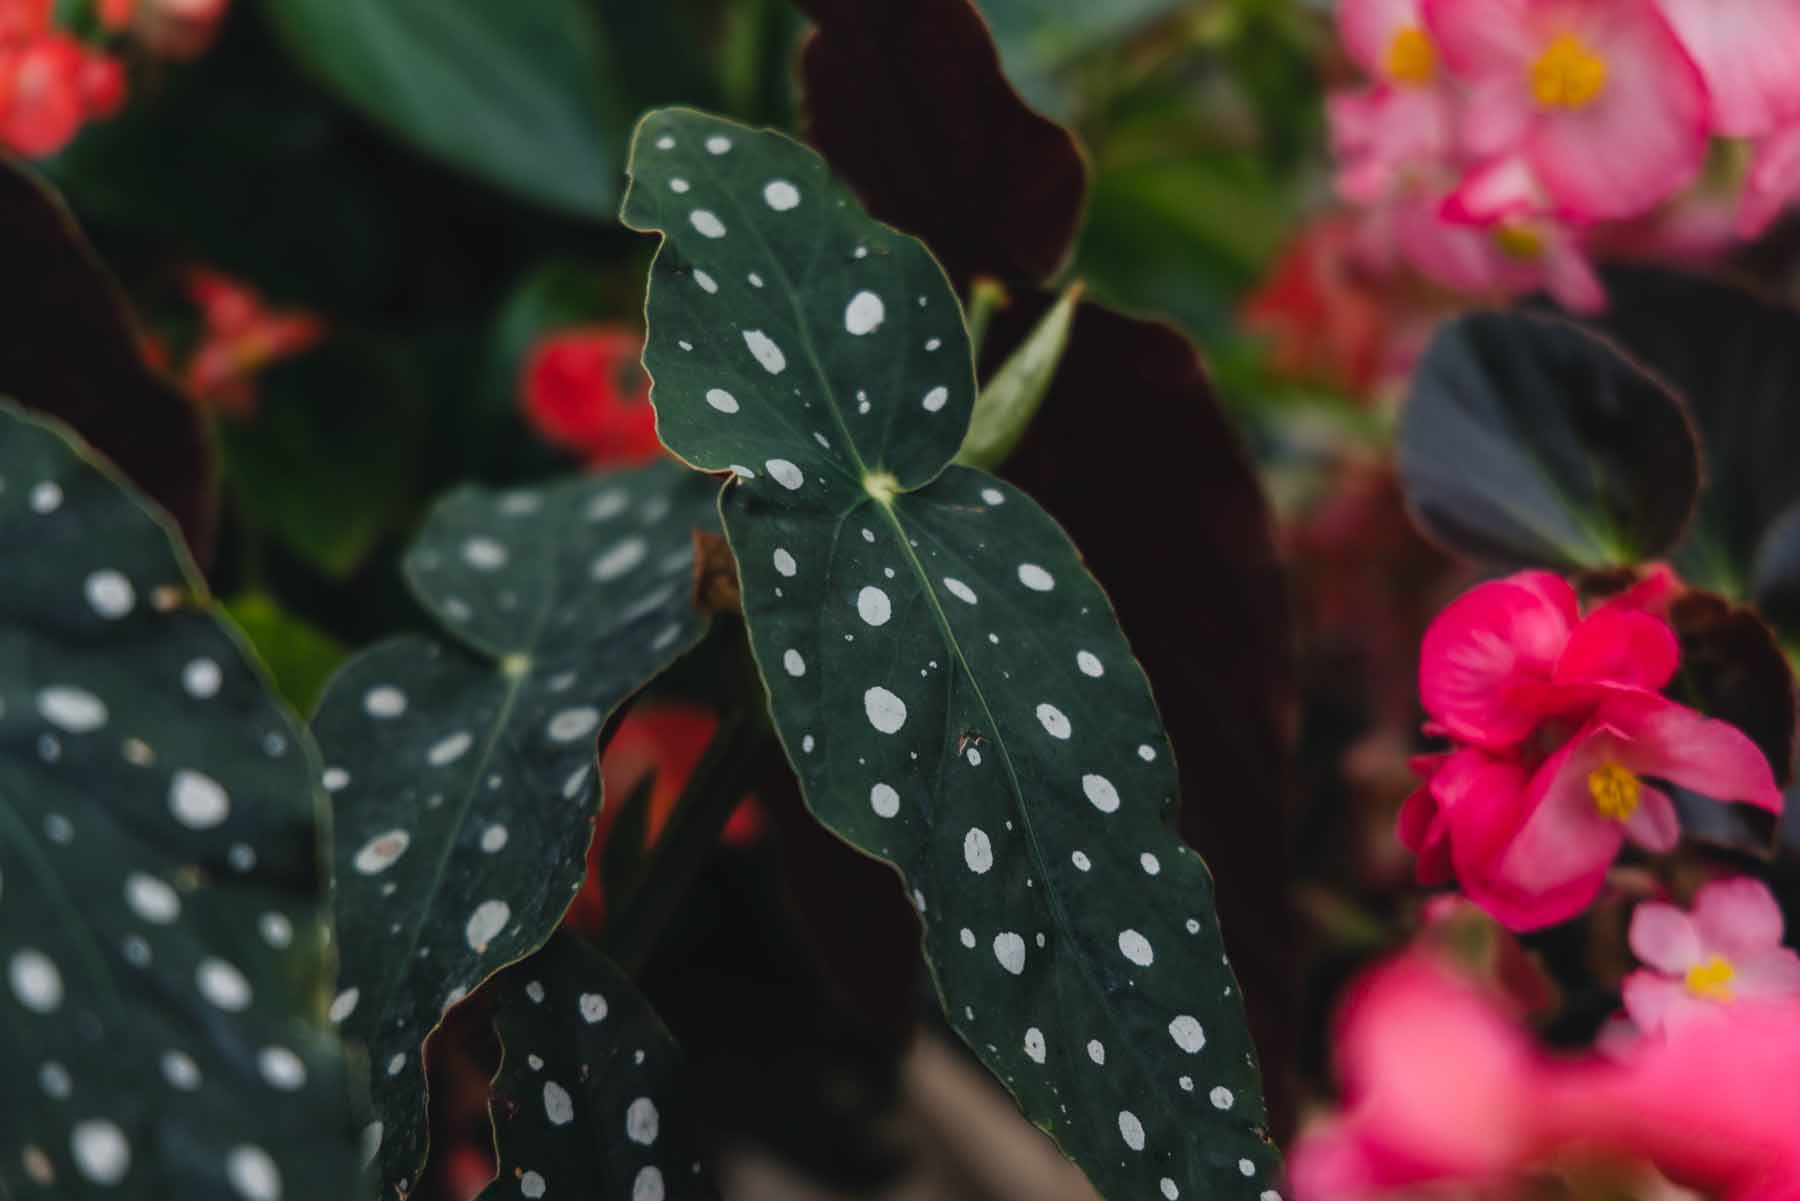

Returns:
1526,0,1709,220
1469,726,1624,930
1443,153,1547,222
1656,0,1800,136
1739,121,1800,238
1692,875,1786,957
1629,899,1705,973
1623,782,1680,852
1540,233,1608,313
1459,79,1539,159
1602,692,1785,813
1732,948,1800,999
1418,572,1578,748
1423,0,1536,73
1622,968,1717,1035
1340,0,1430,75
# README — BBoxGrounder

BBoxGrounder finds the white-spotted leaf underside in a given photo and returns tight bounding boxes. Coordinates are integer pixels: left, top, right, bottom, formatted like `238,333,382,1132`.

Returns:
311,462,718,1195
623,110,1279,1200
0,404,362,1201
477,934,711,1201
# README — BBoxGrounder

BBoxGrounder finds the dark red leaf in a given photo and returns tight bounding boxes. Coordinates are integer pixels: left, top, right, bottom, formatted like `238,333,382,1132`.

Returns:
795,0,1088,288
0,158,216,560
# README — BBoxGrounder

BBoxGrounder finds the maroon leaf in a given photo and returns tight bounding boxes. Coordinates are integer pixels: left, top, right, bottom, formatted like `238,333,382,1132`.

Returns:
796,0,1088,288
987,295,1301,1137
1668,590,1797,790
0,158,216,560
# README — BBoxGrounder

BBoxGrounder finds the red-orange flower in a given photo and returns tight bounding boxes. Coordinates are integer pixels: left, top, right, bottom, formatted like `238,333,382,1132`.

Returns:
520,326,663,466
181,268,326,417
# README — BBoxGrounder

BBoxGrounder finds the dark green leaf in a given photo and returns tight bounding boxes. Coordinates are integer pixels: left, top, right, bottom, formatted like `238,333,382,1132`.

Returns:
312,461,718,1194
623,109,1277,1201
265,0,630,220
1398,312,1700,571
0,403,360,1199
478,933,713,1201
0,160,215,561
1574,268,1800,601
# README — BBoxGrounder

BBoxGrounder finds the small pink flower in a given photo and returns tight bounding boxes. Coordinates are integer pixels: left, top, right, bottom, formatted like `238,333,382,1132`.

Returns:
1623,876,1800,1035
1467,692,1782,930
1331,0,1458,203
1655,0,1800,137
1423,0,1709,220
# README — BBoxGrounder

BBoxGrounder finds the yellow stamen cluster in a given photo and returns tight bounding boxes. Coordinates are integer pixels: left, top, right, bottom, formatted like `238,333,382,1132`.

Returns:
1587,762,1641,821
1684,955,1736,1002
1491,222,1545,261
1384,27,1438,85
1530,33,1608,109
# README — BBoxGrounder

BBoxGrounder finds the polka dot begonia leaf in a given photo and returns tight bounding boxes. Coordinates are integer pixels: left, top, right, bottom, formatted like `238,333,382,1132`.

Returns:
476,933,710,1201
622,109,1280,1200
0,403,362,1200
310,461,719,1196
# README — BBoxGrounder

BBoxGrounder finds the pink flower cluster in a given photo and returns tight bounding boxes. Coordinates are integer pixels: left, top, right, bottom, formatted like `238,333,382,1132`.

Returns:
1333,0,1800,310
1289,928,1800,1201
1401,569,1781,930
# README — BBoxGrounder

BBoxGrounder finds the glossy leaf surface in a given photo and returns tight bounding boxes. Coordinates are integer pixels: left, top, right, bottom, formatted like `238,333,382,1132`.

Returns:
0,403,358,1200
313,461,718,1194
623,108,1277,1201
478,934,712,1201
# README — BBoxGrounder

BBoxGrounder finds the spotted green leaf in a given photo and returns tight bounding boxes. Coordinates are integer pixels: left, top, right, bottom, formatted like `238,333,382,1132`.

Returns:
0,403,361,1200
477,933,712,1201
622,109,1278,1201
312,462,718,1196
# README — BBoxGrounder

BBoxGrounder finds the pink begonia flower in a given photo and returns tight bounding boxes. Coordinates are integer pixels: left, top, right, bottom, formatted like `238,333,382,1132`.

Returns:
1623,876,1800,1035
1287,952,1800,1201
1654,0,1800,137
1423,0,1709,221
1330,0,1457,203
1428,692,1780,931
1417,570,1676,750
1739,120,1800,237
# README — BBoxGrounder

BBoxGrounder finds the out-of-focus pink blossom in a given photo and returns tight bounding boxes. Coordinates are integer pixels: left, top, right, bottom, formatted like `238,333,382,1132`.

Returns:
1397,191,1606,311
1624,876,1800,1035
1740,120,1800,237
1423,0,1709,221
1655,0,1800,137
1288,951,1800,1201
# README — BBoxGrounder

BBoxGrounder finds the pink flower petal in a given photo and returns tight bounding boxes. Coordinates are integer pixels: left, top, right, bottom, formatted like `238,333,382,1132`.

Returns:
1621,968,1717,1035
1468,726,1624,930
1656,0,1800,137
1602,692,1785,814
1540,227,1609,313
1732,948,1800,999
1418,571,1578,748
1554,607,1679,692
1739,121,1800,238
1623,781,1679,852
1339,0,1430,77
1629,899,1705,974
1692,875,1786,957
1423,0,1536,73
1525,0,1709,220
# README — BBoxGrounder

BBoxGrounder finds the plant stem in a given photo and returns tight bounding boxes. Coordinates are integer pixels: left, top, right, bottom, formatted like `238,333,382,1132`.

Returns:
599,703,784,977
